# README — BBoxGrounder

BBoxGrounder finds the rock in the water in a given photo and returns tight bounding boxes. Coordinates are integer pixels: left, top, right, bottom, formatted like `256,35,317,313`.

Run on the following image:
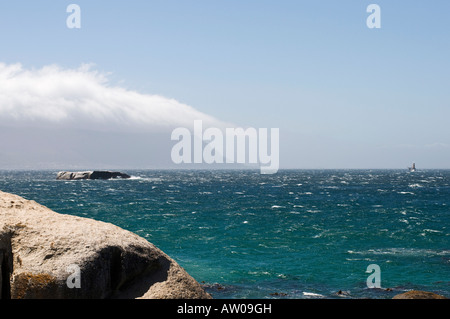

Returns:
56,171,131,180
393,290,447,299
0,190,211,299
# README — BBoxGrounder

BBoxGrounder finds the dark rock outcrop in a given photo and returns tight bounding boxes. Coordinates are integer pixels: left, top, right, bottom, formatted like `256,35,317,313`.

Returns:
56,171,131,180
393,290,447,299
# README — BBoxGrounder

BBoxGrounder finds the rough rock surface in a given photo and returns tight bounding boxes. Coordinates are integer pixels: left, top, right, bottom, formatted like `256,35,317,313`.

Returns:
0,190,211,299
393,290,447,299
56,171,131,180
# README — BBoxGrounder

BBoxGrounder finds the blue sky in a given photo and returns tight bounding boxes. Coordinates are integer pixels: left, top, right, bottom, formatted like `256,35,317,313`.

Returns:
0,1,449,169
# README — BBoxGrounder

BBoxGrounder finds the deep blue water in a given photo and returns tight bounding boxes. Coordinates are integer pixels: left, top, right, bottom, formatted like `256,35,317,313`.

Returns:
1,169,449,299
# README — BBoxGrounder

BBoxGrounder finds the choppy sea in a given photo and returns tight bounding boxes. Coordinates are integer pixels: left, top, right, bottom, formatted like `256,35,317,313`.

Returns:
1,169,449,299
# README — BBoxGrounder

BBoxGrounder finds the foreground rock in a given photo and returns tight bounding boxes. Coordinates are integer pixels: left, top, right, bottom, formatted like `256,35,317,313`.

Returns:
0,190,211,299
393,290,447,299
56,171,131,180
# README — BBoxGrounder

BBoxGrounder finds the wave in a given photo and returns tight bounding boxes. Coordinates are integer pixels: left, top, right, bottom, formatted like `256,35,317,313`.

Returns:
302,292,325,298
347,248,450,257
128,176,163,182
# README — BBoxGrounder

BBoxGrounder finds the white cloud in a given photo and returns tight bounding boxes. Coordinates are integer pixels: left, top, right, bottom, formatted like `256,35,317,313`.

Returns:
0,62,227,132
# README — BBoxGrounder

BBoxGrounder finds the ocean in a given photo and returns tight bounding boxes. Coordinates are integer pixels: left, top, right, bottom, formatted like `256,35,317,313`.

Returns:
1,169,449,299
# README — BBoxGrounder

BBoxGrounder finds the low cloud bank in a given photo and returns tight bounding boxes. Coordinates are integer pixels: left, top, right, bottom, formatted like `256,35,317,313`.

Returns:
0,62,225,132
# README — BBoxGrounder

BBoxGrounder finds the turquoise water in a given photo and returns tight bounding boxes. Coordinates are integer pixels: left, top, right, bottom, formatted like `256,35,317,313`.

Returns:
1,170,449,299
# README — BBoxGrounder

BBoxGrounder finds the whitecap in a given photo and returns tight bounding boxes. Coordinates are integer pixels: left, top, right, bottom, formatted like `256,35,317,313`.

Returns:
130,176,162,182
127,176,142,180
423,229,442,233
348,248,450,257
303,292,325,298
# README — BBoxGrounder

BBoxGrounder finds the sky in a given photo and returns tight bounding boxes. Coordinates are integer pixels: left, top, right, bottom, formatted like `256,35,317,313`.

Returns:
0,0,449,169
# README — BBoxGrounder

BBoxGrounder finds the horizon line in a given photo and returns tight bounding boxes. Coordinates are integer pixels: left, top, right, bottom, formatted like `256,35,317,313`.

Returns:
1,167,449,171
